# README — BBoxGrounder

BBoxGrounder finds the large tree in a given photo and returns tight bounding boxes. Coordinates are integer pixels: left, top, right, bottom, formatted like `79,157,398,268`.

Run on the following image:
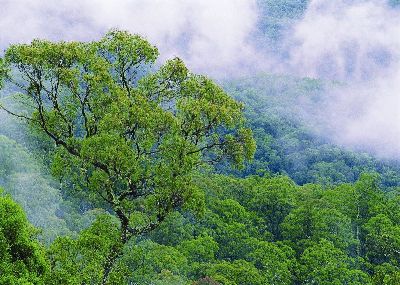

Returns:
0,30,255,283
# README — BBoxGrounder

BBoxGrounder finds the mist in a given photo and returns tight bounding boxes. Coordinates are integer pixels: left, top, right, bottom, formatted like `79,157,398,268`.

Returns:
0,108,70,243
0,0,262,76
0,98,105,242
285,0,400,159
0,0,399,158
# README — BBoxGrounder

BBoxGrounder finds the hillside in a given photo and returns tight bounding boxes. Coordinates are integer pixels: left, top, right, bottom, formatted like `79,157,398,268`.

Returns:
0,2,399,284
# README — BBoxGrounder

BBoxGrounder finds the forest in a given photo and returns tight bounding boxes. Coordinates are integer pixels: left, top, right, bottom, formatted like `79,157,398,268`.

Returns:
1,1,400,285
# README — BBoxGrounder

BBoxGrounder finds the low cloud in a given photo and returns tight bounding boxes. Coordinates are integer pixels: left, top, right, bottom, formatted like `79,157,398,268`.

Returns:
0,0,261,76
0,0,399,158
287,0,400,81
285,0,400,159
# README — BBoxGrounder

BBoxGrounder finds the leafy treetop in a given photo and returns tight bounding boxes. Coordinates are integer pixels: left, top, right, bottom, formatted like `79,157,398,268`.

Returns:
0,29,255,284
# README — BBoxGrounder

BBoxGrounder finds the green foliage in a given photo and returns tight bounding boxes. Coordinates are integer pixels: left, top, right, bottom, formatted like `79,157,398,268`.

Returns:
149,211,195,246
281,192,357,251
0,191,48,284
206,259,264,285
372,263,400,285
1,30,255,283
1,22,400,285
249,176,296,239
46,214,120,284
364,214,400,265
193,277,221,285
246,240,295,285
299,239,371,285
179,235,219,263
0,170,394,284
2,29,255,235
114,239,190,284
0,58,7,89
222,74,400,190
0,135,70,243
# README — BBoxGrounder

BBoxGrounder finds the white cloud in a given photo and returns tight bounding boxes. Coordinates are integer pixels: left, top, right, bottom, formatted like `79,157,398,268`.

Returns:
287,0,400,158
1,0,399,158
0,0,260,76
288,0,400,81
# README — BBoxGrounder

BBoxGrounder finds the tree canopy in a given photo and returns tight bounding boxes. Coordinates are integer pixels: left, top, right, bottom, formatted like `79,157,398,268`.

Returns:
0,30,255,283
0,189,48,284
1,25,400,285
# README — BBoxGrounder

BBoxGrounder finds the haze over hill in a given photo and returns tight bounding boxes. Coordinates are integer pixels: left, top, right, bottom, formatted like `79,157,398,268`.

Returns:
1,2,400,284
1,0,399,160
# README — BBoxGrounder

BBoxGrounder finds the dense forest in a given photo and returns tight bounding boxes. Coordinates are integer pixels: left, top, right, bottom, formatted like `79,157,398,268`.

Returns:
1,1,400,285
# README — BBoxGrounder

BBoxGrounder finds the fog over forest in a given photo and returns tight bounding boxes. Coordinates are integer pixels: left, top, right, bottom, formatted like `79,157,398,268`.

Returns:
2,0,398,158
1,1,400,284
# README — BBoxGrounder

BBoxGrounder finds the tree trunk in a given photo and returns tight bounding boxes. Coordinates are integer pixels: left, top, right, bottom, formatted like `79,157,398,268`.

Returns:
101,226,129,285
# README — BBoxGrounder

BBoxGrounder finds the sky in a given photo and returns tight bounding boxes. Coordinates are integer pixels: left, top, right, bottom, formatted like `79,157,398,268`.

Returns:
0,0,261,76
0,0,399,158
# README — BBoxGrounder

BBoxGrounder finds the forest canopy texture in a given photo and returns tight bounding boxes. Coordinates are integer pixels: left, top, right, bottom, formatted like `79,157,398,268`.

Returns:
0,30,400,285
0,30,255,284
